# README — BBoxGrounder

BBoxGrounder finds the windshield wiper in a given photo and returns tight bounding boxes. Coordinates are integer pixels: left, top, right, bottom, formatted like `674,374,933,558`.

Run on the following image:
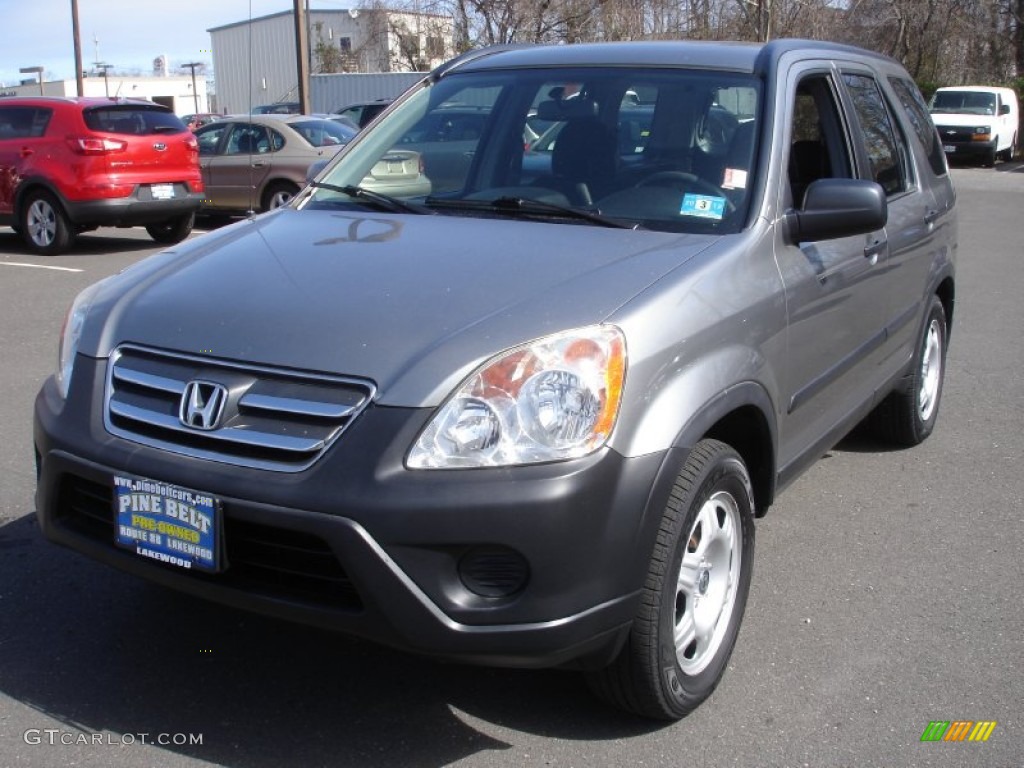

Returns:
426,195,635,229
309,181,431,215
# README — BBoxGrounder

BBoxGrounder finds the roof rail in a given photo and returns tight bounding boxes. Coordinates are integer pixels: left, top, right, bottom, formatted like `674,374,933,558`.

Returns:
428,44,534,81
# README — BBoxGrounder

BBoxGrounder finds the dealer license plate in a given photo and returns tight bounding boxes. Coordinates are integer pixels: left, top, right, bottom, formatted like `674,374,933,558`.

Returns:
150,183,175,200
114,475,220,572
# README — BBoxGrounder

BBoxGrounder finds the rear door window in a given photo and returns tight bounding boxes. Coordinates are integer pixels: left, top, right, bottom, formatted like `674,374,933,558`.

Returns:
888,76,948,177
841,73,908,196
0,107,52,139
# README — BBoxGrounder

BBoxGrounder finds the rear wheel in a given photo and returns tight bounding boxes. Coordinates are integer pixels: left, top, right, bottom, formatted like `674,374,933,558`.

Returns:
586,439,755,720
20,190,74,255
867,294,947,446
261,181,300,212
145,212,195,244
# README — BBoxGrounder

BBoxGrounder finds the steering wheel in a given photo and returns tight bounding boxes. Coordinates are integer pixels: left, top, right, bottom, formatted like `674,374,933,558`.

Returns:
636,172,736,213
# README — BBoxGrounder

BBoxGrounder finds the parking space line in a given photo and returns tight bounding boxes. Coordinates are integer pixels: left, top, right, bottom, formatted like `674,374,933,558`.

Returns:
0,262,84,273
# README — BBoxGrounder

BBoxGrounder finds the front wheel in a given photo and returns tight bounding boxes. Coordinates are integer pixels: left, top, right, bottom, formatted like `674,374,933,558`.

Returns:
586,439,755,720
999,135,1016,162
261,181,300,212
145,212,195,244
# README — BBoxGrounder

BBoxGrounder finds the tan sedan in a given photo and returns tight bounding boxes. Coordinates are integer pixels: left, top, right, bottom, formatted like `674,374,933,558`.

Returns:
194,115,355,213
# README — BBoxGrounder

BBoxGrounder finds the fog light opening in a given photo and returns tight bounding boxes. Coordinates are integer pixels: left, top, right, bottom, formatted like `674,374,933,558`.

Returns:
457,545,530,598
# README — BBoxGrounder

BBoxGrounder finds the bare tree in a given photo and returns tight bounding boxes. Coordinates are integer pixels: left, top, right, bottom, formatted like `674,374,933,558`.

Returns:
377,0,1020,89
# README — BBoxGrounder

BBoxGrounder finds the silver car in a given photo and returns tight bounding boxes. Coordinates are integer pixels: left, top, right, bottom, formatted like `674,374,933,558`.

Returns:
34,40,956,720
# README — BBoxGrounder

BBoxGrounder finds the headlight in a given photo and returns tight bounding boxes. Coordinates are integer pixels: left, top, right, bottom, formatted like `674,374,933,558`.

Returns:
972,125,992,139
56,281,104,399
407,325,626,468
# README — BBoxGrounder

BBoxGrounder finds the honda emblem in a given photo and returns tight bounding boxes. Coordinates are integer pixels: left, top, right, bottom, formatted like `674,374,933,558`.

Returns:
179,380,227,431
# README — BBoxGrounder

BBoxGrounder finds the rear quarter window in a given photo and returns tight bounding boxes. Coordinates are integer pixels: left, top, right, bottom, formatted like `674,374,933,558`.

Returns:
888,76,949,177
84,107,187,135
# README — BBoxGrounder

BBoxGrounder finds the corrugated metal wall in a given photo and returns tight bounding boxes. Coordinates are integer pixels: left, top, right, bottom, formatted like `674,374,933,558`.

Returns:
211,10,449,115
212,13,298,115
311,72,425,113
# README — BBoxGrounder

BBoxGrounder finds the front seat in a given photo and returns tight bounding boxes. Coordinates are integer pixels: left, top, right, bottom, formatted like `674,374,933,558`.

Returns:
234,133,258,154
551,118,619,205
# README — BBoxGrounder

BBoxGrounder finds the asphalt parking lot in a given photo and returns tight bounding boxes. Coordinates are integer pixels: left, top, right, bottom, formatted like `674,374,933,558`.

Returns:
1,166,1022,767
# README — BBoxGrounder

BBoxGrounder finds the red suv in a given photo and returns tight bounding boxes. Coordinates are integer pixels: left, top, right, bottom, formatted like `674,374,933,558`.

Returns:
0,97,204,255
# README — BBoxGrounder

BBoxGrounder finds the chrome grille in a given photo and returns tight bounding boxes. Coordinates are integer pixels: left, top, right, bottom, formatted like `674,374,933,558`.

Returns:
105,345,375,471
935,125,976,142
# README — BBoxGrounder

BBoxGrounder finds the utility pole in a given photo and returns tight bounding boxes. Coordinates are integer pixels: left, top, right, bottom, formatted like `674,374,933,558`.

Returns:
293,0,311,113
183,62,203,113
95,63,112,97
71,0,84,96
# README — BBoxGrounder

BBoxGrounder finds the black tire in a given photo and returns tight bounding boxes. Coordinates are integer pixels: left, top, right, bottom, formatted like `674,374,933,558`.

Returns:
586,439,755,720
261,181,300,212
145,212,195,244
999,135,1016,162
867,294,947,446
20,190,74,255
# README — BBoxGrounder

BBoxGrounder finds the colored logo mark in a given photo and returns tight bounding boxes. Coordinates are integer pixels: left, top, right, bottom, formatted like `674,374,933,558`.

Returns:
920,720,997,742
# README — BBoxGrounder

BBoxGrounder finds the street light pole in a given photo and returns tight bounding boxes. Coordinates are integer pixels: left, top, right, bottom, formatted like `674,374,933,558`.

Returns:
71,0,84,96
19,66,45,96
183,62,202,113
95,63,112,97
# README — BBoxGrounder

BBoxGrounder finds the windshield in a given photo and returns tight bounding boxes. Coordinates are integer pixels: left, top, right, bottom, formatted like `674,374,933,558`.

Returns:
306,67,762,234
929,90,997,115
290,118,356,147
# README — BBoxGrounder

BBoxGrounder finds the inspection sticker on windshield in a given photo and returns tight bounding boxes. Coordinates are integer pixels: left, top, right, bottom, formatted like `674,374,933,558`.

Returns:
114,475,219,572
680,193,726,220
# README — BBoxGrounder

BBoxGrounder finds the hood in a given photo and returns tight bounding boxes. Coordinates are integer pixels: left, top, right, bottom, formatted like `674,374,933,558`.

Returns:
929,111,1003,127
84,209,716,406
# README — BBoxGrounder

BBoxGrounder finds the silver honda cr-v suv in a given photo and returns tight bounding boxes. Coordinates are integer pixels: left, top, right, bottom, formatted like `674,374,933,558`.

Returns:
34,38,956,720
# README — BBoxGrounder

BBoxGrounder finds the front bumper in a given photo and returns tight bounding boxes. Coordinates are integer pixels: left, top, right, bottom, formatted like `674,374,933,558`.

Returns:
938,137,997,160
33,356,673,669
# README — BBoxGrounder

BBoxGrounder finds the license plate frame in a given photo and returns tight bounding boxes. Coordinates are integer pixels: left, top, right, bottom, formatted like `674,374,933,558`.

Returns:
113,475,221,572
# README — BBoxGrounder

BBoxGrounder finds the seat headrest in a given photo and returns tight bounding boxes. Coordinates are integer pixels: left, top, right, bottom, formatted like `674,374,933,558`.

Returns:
536,98,599,122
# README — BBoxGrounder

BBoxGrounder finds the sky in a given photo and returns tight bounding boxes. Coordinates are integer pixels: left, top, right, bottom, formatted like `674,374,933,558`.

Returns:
0,0,351,86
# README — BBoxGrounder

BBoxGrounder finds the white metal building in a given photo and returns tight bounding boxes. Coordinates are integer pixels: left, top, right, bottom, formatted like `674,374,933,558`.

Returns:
209,8,454,115
0,75,209,116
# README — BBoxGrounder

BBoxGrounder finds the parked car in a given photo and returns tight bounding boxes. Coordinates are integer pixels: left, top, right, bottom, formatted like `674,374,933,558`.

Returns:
0,96,203,254
34,39,956,720
521,104,657,182
251,102,302,115
181,113,221,131
192,114,357,213
928,85,1019,165
333,98,393,129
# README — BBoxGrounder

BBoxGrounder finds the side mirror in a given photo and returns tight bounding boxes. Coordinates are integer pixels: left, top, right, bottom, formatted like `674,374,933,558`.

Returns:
999,103,1011,116
785,178,887,243
306,159,330,184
